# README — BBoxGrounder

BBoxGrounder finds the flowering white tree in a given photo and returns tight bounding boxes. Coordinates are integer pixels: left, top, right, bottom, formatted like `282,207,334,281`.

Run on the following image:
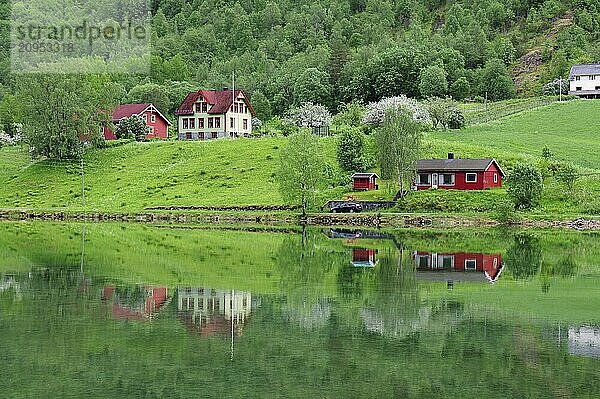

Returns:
363,95,431,126
543,79,569,96
0,127,22,147
288,102,332,128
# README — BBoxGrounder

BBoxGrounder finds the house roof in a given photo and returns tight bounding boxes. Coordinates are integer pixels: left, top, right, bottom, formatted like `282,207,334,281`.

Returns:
175,89,256,117
569,64,600,80
415,158,505,176
112,103,172,125
351,173,379,179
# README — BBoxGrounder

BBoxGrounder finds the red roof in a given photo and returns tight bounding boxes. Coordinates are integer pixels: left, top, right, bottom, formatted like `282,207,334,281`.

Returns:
175,89,256,117
111,103,172,125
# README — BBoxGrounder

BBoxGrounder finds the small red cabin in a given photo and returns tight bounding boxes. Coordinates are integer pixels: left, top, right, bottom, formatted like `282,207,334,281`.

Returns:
352,248,378,267
103,103,171,140
352,173,379,191
414,154,505,191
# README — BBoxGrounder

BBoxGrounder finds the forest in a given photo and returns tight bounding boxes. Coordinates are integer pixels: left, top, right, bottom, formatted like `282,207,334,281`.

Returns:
0,0,600,131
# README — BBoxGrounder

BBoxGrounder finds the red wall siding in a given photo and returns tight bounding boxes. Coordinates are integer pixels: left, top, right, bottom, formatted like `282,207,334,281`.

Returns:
353,177,377,190
415,164,503,191
103,111,169,141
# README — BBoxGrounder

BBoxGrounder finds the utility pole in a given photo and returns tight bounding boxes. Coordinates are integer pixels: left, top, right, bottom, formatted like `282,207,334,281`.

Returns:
80,157,85,208
232,71,236,139
559,76,563,102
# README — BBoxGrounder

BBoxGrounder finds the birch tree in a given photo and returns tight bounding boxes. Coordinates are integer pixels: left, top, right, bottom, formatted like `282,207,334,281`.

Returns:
277,131,325,216
375,107,422,199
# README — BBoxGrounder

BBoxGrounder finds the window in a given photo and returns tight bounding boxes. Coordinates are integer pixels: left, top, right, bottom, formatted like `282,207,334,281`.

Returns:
212,132,218,139
417,173,430,185
199,132,204,140
441,173,455,185
202,103,207,112
576,76,581,81
150,114,156,123
183,118,188,129
185,132,192,140
189,118,195,129
230,117,234,128
208,117,214,128
465,259,477,270
243,119,248,130
416,255,430,269
590,75,596,80
244,106,248,114
198,118,204,128
440,256,454,270
596,86,600,90
577,87,582,91
196,103,202,113
494,173,498,183
215,117,221,128
465,173,477,183
147,126,154,136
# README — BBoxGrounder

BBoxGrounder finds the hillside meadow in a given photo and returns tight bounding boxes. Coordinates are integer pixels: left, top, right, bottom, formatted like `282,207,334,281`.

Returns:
0,100,599,216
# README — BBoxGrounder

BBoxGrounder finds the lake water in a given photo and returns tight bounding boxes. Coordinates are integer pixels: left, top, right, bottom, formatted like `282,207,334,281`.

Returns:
1,222,600,398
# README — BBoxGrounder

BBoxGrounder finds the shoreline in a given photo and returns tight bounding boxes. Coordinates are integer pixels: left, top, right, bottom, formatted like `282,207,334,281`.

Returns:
1,208,599,230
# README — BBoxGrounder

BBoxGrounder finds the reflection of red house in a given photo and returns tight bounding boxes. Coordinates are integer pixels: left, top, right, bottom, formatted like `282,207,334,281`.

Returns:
352,248,378,267
102,285,169,320
414,252,503,283
414,155,505,190
103,103,171,140
351,173,379,191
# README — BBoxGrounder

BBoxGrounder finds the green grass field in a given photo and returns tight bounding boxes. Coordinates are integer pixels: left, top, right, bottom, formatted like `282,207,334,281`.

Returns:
0,99,599,216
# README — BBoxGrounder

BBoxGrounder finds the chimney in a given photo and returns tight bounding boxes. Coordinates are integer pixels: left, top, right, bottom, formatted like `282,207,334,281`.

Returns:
223,87,229,91
448,152,455,160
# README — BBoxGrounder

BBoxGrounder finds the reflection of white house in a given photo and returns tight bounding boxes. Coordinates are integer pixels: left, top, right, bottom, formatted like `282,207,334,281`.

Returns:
568,326,600,358
177,288,254,336
0,274,21,301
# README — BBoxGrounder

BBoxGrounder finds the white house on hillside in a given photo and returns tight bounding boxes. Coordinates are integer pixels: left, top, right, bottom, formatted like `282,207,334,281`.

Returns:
569,64,600,98
175,89,255,140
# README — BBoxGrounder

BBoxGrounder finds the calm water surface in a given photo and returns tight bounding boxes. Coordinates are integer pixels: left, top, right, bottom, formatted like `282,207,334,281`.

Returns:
1,222,600,398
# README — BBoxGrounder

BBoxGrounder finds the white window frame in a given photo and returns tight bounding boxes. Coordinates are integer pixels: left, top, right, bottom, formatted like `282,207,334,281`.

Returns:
440,173,455,186
151,114,156,123
494,173,498,183
147,126,154,136
416,255,430,269
465,173,477,183
417,173,431,185
440,255,455,270
576,76,581,81
465,259,477,270
590,75,595,80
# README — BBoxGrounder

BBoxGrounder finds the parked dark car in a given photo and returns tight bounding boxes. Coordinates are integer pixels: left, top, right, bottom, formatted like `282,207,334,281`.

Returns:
330,202,363,213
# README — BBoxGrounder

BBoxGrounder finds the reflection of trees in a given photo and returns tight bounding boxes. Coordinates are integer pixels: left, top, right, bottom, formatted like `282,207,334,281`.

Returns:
360,248,423,338
505,233,542,280
277,228,345,329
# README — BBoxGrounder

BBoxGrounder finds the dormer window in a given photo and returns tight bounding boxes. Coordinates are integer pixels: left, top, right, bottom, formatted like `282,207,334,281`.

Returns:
202,103,207,113
590,75,596,80
575,76,581,81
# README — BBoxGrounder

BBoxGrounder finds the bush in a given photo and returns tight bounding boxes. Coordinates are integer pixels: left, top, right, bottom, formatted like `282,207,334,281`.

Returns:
554,162,579,190
115,116,147,141
506,163,543,210
336,128,366,171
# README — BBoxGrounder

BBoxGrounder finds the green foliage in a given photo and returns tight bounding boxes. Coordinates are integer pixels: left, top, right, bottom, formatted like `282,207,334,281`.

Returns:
506,163,543,210
375,107,422,198
425,97,464,130
480,58,515,101
277,131,325,215
17,74,117,160
251,90,272,121
293,68,332,108
450,77,471,101
336,128,365,172
505,233,542,280
127,83,171,116
419,65,448,98
332,101,366,127
115,116,148,142
554,162,579,190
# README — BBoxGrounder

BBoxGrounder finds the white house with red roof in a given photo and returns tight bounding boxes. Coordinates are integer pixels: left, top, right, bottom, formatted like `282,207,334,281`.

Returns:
175,89,256,140
103,103,171,140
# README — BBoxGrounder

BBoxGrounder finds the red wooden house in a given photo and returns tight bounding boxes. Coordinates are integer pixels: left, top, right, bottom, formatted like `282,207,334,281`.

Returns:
414,251,504,283
352,173,379,191
102,285,169,320
103,103,171,140
414,154,505,190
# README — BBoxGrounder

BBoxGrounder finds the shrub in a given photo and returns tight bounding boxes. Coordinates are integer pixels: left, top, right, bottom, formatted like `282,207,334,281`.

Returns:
554,162,579,190
506,163,543,210
336,128,366,171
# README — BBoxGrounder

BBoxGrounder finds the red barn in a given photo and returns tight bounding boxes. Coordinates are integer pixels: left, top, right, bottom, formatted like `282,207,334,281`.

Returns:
414,252,504,283
103,103,171,140
351,173,379,191
414,154,504,190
